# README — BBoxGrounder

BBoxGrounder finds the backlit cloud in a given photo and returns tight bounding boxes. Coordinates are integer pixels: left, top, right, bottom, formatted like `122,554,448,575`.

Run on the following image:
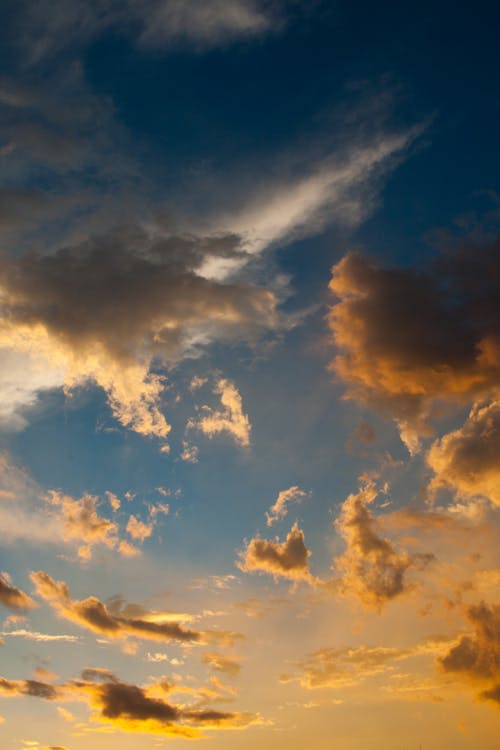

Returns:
328,242,500,451
0,228,279,440
439,601,500,705
238,522,315,583
333,482,434,609
0,574,36,611
428,400,500,507
30,571,238,646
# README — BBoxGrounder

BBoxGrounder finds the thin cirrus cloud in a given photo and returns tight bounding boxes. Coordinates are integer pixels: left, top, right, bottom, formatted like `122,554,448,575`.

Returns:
10,0,277,65
328,241,500,452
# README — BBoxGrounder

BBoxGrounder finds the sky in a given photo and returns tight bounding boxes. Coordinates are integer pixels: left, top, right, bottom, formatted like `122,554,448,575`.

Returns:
0,1,499,749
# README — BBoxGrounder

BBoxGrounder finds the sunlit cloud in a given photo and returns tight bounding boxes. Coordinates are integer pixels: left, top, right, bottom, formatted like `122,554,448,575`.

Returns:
266,485,310,526
328,242,500,451
30,571,240,646
238,522,316,583
0,573,36,611
333,481,434,609
188,378,251,447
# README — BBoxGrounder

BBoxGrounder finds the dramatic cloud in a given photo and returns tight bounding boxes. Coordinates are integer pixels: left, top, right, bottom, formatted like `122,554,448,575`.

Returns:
30,571,237,645
0,670,258,737
439,601,500,705
0,574,36,610
238,522,315,583
333,482,433,609
266,485,309,526
328,242,500,450
189,378,251,447
0,228,279,439
428,400,500,507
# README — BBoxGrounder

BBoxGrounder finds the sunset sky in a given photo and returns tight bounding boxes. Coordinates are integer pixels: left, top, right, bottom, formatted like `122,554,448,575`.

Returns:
0,2,499,749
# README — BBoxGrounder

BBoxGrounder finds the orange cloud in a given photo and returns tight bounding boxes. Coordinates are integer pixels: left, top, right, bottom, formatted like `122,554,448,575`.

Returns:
266,485,309,526
333,482,434,609
438,601,500,706
0,573,36,610
238,522,315,583
202,652,241,678
428,400,500,507
189,378,251,447
328,246,500,451
30,571,239,646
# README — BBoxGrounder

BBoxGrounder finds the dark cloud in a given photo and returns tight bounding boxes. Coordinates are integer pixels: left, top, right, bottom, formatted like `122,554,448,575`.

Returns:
0,227,279,438
439,601,500,704
0,676,58,699
328,242,500,450
0,574,36,610
30,570,238,645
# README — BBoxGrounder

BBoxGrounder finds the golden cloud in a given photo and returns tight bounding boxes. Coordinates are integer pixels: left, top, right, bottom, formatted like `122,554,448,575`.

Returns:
0,573,36,610
333,482,434,608
438,601,500,706
30,571,239,646
238,522,315,583
328,246,500,451
189,378,251,447
266,485,309,526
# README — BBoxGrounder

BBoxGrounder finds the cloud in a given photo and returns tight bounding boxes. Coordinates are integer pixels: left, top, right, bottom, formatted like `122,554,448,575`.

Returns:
126,515,153,542
201,652,241,678
11,0,276,65
46,491,118,560
238,522,315,583
438,601,500,705
30,571,238,646
328,242,500,450
266,485,309,526
0,228,278,440
428,400,500,507
333,482,434,609
285,644,411,690
217,131,417,256
189,378,251,447
0,669,259,737
0,574,36,610
0,629,80,643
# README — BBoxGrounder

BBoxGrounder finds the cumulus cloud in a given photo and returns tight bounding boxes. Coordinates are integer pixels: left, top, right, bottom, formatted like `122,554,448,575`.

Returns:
439,601,500,705
238,522,315,583
0,574,36,610
428,400,500,507
46,491,118,560
0,228,278,440
333,482,434,609
30,571,238,646
189,378,251,447
266,485,309,526
126,515,153,542
328,242,500,450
